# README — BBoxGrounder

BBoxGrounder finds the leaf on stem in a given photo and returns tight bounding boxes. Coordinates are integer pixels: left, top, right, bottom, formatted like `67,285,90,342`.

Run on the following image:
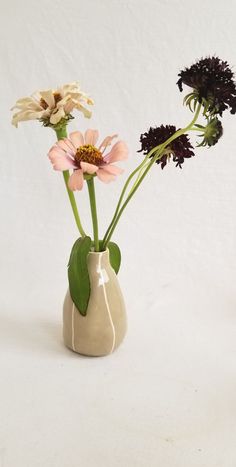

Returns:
107,241,121,274
68,236,92,316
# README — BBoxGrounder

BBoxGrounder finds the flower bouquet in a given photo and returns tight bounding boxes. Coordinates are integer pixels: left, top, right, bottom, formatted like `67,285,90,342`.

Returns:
12,57,236,356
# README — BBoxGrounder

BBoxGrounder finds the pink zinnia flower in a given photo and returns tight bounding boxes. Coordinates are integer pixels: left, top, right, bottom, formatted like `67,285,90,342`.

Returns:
48,129,128,191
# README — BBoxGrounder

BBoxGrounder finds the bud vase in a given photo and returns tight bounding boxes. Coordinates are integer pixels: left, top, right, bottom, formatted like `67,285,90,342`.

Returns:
63,249,127,356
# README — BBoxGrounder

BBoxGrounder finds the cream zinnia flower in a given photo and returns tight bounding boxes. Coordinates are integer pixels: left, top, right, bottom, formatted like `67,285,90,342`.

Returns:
11,82,94,128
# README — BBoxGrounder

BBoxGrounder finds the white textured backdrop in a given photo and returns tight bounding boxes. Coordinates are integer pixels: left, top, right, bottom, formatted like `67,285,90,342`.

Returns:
1,1,236,466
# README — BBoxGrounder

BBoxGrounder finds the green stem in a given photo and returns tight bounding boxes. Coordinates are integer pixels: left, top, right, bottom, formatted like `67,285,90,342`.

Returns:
55,127,86,237
87,178,99,251
102,153,150,246
102,103,202,248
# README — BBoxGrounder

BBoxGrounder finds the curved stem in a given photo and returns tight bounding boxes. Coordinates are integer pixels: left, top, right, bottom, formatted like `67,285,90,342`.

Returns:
102,103,201,248
103,148,163,248
55,127,86,237
87,178,99,251
102,153,150,245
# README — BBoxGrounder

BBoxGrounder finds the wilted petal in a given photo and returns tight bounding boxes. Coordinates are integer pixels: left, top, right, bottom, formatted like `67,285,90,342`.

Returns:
11,109,46,127
68,170,84,191
86,97,94,105
99,134,118,151
56,95,69,108
49,106,65,124
64,99,75,113
40,90,55,109
76,103,92,118
84,129,99,146
80,162,98,174
11,97,42,111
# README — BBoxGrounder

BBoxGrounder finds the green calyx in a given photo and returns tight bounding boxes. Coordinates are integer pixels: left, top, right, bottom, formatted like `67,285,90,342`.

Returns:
39,114,74,130
194,117,223,147
183,91,200,112
183,91,220,117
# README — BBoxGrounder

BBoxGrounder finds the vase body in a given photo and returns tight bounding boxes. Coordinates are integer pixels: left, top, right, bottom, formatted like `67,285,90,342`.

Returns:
63,249,127,356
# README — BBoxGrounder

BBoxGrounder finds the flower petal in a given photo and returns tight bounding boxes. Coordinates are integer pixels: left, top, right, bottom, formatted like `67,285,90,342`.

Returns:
40,90,55,109
49,153,75,171
11,97,42,111
49,106,65,124
68,170,84,191
75,104,92,118
80,162,98,174
11,109,47,127
97,168,116,183
64,99,75,113
104,141,129,163
99,134,118,151
48,146,66,160
57,138,75,155
101,164,124,175
69,131,84,148
84,129,99,146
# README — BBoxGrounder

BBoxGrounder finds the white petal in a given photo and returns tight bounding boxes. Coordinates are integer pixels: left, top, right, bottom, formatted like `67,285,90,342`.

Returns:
40,90,55,109
11,109,47,126
49,107,65,124
75,103,92,118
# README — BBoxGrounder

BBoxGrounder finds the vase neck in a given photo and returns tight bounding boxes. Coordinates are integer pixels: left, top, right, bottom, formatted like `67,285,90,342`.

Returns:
87,249,110,270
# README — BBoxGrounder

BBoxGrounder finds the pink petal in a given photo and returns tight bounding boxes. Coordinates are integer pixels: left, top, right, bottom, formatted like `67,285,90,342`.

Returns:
48,146,66,160
104,141,129,163
97,168,116,183
69,131,84,148
63,137,76,152
101,164,124,175
80,162,98,174
84,129,99,146
49,153,75,171
57,139,75,155
68,170,84,191
98,134,118,151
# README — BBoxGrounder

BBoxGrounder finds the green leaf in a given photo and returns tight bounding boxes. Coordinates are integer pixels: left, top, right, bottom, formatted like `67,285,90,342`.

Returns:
107,241,121,274
68,236,92,316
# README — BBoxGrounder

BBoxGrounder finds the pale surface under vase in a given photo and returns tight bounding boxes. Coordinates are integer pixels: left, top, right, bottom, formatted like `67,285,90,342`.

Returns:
63,249,127,356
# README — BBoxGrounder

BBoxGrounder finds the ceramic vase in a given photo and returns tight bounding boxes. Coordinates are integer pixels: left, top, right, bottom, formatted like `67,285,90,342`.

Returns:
63,249,127,356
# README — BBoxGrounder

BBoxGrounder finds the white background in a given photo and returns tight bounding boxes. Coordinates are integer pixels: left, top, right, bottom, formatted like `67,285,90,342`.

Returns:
1,0,236,466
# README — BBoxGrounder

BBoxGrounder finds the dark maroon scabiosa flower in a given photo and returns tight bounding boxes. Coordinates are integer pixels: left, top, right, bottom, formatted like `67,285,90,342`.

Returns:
138,125,195,169
195,117,223,147
177,56,236,116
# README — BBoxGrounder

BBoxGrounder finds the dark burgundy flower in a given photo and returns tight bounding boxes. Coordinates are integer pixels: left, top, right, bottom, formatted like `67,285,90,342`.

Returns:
138,125,195,169
177,56,236,116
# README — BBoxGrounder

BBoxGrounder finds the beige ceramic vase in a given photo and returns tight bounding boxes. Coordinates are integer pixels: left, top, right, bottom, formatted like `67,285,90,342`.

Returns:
63,249,127,357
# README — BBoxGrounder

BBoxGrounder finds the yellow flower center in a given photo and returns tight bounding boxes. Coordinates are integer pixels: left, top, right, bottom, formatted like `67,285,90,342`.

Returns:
75,145,104,167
